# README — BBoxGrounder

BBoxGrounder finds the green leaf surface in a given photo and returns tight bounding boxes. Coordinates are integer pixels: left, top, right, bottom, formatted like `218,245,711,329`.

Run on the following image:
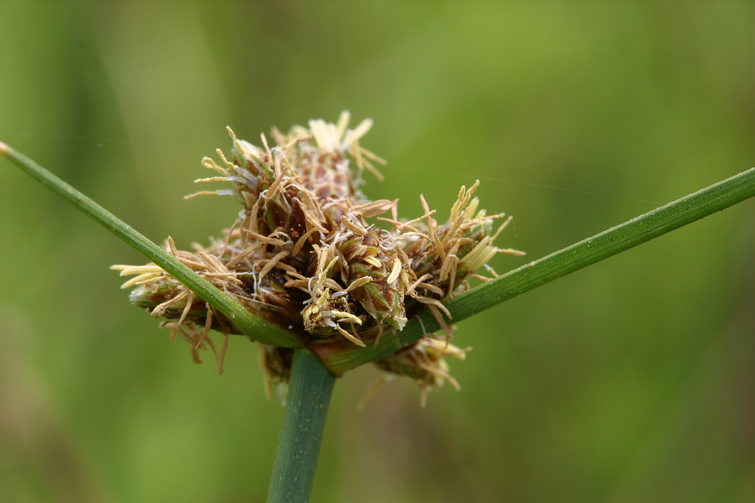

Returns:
267,348,335,503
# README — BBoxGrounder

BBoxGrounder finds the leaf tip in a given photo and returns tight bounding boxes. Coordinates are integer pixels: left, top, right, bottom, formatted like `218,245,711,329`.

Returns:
0,140,8,156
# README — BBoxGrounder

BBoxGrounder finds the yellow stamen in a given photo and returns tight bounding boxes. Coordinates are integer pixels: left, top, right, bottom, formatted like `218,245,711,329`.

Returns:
336,324,366,347
357,376,390,410
217,334,229,375
426,304,453,339
258,250,290,280
387,257,402,284
406,273,433,296
340,215,367,235
151,289,190,317
226,126,246,158
292,227,318,257
492,215,513,240
335,110,351,141
166,236,179,257
416,282,444,296
241,229,287,247
195,304,213,350
420,364,460,391
351,199,395,218
374,321,384,346
348,118,373,142
346,276,372,292
120,272,160,289
178,291,196,326
364,256,382,268
498,248,526,256
184,190,222,200
330,310,362,325
416,296,452,318
194,176,228,183
201,156,226,174
216,148,237,171
116,265,163,277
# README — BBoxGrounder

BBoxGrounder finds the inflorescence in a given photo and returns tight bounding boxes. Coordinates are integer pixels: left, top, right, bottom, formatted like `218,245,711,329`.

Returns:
112,112,523,404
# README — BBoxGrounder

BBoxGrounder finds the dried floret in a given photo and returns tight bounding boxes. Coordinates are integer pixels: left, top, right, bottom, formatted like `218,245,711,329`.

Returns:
373,337,472,407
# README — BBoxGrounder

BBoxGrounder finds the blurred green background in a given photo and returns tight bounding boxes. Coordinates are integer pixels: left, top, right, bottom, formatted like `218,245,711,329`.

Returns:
2,1,755,502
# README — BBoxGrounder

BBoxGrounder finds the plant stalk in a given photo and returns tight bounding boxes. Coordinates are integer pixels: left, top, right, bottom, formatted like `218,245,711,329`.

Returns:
322,167,755,373
0,141,302,348
267,348,336,503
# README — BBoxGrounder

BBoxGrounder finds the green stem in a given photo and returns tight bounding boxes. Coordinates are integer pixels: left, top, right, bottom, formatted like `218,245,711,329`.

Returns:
267,348,336,503
0,141,301,348
323,167,755,374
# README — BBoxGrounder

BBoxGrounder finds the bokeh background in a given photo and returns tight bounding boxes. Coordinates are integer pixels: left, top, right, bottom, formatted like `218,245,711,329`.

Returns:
1,1,755,502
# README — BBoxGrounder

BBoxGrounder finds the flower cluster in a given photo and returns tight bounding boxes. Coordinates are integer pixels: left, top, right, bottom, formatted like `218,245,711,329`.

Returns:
113,112,522,402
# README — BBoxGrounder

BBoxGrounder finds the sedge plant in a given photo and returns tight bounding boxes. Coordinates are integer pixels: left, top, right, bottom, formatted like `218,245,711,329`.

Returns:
2,113,755,503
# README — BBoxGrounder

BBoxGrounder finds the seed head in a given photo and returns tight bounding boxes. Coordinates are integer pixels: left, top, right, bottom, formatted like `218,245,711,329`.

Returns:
112,112,522,402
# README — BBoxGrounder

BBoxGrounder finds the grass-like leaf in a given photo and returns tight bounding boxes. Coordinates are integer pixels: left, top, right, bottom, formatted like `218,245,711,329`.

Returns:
323,167,755,374
0,140,302,348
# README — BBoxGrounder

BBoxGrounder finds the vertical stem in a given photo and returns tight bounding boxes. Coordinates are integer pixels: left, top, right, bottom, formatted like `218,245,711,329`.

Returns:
267,348,336,503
